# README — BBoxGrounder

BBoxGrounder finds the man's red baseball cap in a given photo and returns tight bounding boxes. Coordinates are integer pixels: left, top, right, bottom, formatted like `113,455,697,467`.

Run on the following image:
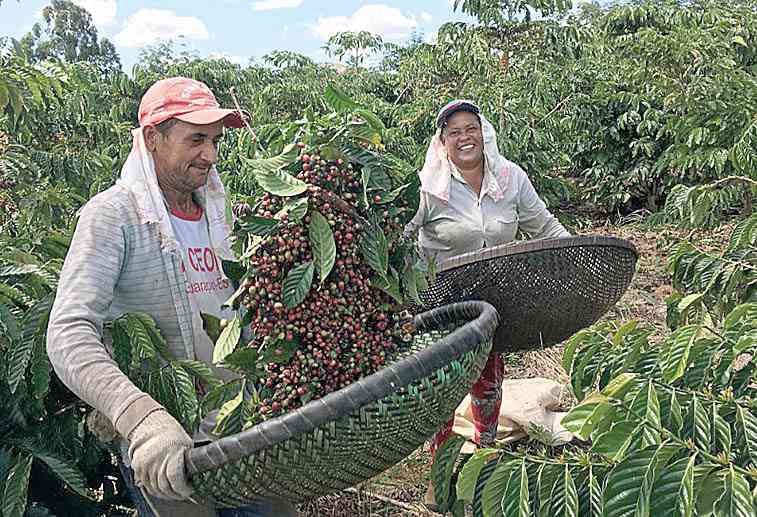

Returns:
138,77,245,128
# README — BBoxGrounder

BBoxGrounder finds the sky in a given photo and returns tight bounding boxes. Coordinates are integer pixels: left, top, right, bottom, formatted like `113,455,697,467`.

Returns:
0,0,477,71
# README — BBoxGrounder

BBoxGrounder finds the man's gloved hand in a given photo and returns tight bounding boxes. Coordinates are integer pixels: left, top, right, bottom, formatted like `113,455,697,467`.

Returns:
127,409,194,501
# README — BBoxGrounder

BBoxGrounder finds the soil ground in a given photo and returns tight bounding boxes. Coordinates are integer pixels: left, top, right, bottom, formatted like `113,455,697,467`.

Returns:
297,221,733,517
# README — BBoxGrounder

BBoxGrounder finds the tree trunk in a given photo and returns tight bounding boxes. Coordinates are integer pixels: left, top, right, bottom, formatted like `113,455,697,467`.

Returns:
743,187,753,216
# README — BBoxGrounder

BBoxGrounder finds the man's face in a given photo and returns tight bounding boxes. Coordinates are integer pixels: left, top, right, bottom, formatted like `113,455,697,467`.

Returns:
441,111,484,171
149,119,224,193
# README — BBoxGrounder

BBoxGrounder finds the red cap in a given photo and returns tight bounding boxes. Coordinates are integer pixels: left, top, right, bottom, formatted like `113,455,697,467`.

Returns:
138,77,244,128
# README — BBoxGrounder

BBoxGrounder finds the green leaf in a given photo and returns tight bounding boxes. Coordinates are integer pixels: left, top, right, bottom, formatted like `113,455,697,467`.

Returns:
238,216,279,236
282,261,314,308
221,260,246,284
355,108,386,136
30,337,50,399
677,294,704,313
649,454,697,517
360,223,388,279
276,197,309,222
570,341,601,401
260,336,298,365
0,302,20,342
212,314,241,364
243,143,299,174
561,393,611,441
129,313,171,359
561,329,586,374
200,379,242,415
549,465,578,517
668,392,684,435
601,372,637,399
255,168,308,196
636,445,678,516
602,445,661,517
36,454,89,498
402,262,422,305
588,465,603,516
245,146,307,197
2,452,32,517
174,359,223,390
733,35,748,47
0,282,30,308
628,380,661,446
111,319,132,373
213,383,246,436
200,313,222,343
431,434,465,512
220,347,263,378
501,458,530,517
481,459,516,517
712,403,732,456
360,168,371,207
591,420,639,461
324,84,361,112
308,211,336,284
457,448,499,503
661,325,699,383
714,465,752,517
171,363,200,431
537,464,561,517
372,267,403,305
689,395,711,453
116,314,157,369
695,466,725,515
735,405,757,467
8,295,52,394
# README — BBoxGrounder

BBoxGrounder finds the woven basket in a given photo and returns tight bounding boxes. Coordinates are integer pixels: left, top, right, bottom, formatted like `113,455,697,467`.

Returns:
419,236,637,353
185,301,499,506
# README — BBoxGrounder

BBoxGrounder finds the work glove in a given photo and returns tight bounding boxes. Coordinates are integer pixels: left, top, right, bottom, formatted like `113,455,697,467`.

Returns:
126,407,194,501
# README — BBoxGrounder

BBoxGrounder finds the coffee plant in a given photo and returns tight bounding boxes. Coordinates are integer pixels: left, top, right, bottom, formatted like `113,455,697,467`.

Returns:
0,235,139,517
431,215,757,515
1,0,756,514
198,87,431,435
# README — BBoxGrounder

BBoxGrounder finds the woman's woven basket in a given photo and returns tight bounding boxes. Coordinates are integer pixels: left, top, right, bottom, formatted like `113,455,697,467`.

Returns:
185,301,499,506
419,236,637,353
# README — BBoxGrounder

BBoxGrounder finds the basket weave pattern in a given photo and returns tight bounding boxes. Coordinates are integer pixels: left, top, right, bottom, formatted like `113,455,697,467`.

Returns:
186,301,498,506
419,236,638,353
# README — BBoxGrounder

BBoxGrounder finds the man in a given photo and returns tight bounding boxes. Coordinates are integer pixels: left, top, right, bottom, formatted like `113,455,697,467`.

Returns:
47,77,296,517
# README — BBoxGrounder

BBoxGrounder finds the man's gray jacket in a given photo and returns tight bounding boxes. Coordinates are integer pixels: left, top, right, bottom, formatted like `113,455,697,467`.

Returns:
46,184,202,437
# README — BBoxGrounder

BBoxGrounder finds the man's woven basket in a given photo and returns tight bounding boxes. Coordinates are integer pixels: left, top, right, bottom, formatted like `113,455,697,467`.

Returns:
185,301,498,506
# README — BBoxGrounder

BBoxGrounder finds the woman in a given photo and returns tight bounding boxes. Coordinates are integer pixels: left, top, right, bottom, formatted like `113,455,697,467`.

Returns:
404,100,569,510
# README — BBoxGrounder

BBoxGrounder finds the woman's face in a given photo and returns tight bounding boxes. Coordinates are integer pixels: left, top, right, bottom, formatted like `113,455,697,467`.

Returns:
441,111,484,171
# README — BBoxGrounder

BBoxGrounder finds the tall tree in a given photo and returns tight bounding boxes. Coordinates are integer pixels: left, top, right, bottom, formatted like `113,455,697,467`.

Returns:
20,0,120,74
324,31,384,67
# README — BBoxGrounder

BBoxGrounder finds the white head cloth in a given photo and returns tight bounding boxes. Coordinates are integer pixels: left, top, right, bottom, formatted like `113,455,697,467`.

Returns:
116,127,235,260
419,101,511,203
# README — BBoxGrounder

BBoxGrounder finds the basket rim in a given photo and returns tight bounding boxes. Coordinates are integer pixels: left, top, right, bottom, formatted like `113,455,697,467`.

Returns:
437,235,638,273
185,300,499,478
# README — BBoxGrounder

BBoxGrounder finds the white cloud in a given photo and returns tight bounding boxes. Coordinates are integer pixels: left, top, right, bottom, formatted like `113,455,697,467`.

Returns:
423,31,438,44
251,0,303,11
72,0,117,26
209,52,246,65
421,11,432,23
114,9,209,48
311,4,417,40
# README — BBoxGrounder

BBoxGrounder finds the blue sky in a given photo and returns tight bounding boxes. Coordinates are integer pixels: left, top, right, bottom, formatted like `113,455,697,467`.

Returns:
0,0,476,71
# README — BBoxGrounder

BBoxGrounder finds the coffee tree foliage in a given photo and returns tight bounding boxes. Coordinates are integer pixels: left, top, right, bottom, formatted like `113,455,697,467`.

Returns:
0,0,755,514
432,213,757,516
